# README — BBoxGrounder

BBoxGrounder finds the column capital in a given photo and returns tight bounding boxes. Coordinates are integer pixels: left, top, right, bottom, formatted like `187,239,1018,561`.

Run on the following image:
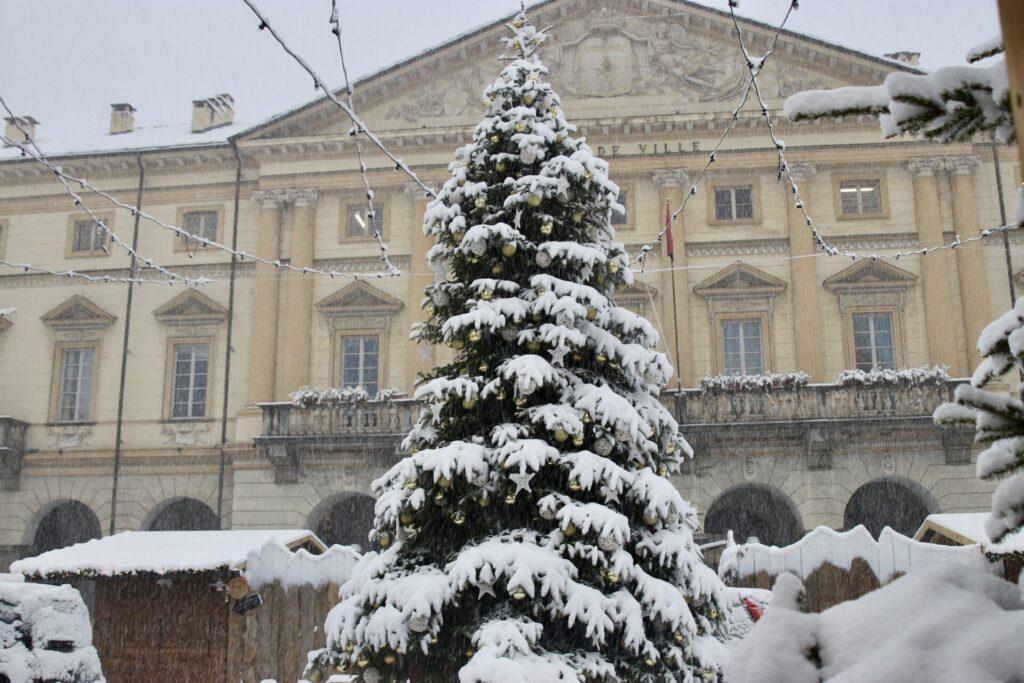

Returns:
651,168,690,188
787,162,817,181
907,156,945,177
251,189,289,209
945,155,982,176
286,188,320,207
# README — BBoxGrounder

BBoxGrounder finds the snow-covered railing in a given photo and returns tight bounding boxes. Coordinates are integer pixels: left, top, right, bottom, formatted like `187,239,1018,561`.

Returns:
675,378,962,424
260,399,419,438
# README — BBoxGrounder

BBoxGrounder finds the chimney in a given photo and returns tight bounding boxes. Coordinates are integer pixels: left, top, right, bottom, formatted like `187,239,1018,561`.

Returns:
3,116,38,147
884,51,921,66
191,94,234,133
109,103,136,135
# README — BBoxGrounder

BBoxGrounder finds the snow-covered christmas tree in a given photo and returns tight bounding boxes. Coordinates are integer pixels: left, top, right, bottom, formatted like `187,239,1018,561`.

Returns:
308,10,725,683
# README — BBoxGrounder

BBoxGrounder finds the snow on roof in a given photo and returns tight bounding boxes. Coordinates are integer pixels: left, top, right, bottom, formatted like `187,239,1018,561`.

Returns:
917,512,1024,554
0,120,248,162
9,530,318,578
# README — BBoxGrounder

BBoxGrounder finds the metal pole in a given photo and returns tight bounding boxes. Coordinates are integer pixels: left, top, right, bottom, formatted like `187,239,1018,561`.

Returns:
216,142,243,528
991,132,1015,306
109,154,144,536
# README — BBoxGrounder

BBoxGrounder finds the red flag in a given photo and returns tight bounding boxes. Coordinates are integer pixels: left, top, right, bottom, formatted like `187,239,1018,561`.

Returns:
664,202,675,261
741,596,763,622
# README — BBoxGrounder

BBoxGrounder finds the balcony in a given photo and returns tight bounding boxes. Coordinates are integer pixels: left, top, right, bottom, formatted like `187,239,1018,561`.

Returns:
0,416,29,491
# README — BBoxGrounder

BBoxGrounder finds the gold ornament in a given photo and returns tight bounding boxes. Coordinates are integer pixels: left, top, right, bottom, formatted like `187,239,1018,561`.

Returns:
666,442,676,454
527,193,542,207
514,396,528,407
572,210,584,223
586,307,597,321
527,340,542,352
495,161,507,173
383,653,397,665
438,476,453,489
596,352,607,364
474,196,487,208
523,93,535,105
307,669,323,683
462,397,478,410
399,509,415,525
457,178,465,187
451,339,465,350
563,522,577,537
430,634,439,644
451,511,466,525
513,18,524,28
573,435,585,446
378,533,392,548
404,478,418,490
555,133,564,143
708,607,719,620
468,330,482,343
540,222,553,236
643,513,658,526
453,231,465,243
569,479,582,492
608,260,619,273
465,648,475,658
478,362,489,373
346,643,356,652
554,429,569,443
434,491,446,504
480,289,493,301
645,657,656,667
504,492,517,505
582,411,592,424
700,670,717,681
356,653,371,668
490,134,500,143
515,122,527,133
512,587,527,601
531,311,543,323
657,465,668,477
595,274,606,285
571,352,583,362
426,304,437,316
673,630,685,643
603,570,620,584
496,390,506,400
502,242,518,257
478,494,491,508
491,263,504,276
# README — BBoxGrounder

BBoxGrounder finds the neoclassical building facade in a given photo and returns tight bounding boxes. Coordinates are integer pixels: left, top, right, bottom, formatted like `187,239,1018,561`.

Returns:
0,0,1016,565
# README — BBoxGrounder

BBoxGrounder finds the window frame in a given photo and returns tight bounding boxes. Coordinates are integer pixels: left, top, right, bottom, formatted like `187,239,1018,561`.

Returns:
844,307,902,371
609,186,633,231
65,213,114,258
174,205,224,252
713,312,773,376
721,317,766,376
49,342,99,424
708,178,761,226
833,173,889,220
335,333,382,396
163,338,215,421
341,199,388,242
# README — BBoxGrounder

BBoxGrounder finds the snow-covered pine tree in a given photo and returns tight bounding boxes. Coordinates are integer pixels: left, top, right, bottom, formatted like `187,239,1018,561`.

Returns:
308,11,725,683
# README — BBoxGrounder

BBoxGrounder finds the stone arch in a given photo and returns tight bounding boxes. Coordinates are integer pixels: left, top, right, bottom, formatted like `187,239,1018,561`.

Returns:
704,483,803,547
143,497,219,531
307,492,375,550
844,476,937,538
30,500,102,556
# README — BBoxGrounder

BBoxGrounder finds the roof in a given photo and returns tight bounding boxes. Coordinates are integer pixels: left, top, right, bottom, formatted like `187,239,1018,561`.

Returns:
915,513,1024,555
9,529,323,578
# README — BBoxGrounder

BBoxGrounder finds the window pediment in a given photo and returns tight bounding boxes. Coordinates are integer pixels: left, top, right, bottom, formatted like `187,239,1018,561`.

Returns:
823,260,917,294
317,282,403,319
694,262,787,301
41,296,116,331
153,290,228,327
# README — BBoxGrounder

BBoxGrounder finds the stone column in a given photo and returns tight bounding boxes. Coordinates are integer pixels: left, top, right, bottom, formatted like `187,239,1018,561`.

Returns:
946,155,990,372
786,163,825,381
908,157,958,371
247,189,287,404
405,183,434,392
652,168,693,387
281,188,320,397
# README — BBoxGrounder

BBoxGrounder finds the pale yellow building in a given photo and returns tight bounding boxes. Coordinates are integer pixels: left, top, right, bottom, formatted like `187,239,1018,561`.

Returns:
0,0,1016,564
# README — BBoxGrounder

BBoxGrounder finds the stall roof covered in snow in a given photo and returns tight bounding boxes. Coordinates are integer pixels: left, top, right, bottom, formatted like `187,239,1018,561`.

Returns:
9,530,323,578
916,512,1024,555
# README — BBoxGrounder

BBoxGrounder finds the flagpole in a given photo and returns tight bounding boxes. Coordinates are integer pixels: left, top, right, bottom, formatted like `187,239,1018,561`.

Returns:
666,200,684,392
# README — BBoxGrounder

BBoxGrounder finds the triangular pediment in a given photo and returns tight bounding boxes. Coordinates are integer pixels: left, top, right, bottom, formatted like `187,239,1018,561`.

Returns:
153,289,228,326
616,281,659,306
239,0,918,142
824,260,917,291
694,262,787,299
41,296,116,330
317,282,404,317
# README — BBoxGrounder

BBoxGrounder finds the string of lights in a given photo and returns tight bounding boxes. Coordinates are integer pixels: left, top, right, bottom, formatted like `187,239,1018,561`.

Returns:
726,1,1022,261
328,0,398,277
631,1,794,270
0,95,209,287
241,0,437,203
0,257,196,286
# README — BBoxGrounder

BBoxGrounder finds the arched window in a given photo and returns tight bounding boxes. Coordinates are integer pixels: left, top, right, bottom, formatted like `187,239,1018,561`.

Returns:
308,493,375,550
32,500,101,555
844,477,936,538
147,498,219,531
704,484,803,547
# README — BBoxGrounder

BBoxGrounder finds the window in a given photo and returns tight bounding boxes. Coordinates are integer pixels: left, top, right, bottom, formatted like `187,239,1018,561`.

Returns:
722,319,764,375
611,191,628,226
852,312,895,370
341,336,379,395
347,206,384,238
71,219,107,254
57,347,95,422
839,179,882,215
714,185,754,221
181,210,218,248
171,342,209,419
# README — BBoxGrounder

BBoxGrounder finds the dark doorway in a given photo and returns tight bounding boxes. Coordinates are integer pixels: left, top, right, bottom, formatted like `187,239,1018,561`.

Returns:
147,498,219,531
704,484,803,547
32,500,101,555
844,477,936,538
310,493,375,549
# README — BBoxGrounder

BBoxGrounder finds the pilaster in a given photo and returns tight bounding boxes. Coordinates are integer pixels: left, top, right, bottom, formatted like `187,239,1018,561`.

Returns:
281,189,320,397
405,183,434,392
785,163,824,380
946,155,989,372
652,168,692,387
247,189,287,404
